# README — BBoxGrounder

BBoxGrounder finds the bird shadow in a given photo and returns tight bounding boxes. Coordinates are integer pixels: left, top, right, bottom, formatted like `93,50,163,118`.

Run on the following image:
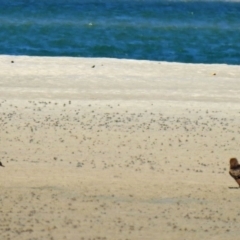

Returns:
228,186,240,189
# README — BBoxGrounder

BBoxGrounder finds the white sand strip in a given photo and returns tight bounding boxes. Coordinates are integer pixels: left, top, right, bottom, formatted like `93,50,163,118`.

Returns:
0,55,239,102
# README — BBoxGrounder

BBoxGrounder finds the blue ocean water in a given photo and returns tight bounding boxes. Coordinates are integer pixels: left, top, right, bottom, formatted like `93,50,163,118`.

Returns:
0,0,239,64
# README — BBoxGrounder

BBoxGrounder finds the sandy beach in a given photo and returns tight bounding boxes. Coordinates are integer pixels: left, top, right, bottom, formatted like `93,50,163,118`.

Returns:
1,55,240,240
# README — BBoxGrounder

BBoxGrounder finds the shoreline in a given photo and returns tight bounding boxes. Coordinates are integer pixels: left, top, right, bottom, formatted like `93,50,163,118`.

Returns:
0,54,239,66
1,54,238,65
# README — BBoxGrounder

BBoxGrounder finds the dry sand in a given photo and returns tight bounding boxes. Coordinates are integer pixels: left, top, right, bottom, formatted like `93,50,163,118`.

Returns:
0,55,240,240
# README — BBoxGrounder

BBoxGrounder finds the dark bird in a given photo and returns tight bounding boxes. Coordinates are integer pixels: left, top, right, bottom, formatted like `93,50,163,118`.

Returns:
229,158,240,187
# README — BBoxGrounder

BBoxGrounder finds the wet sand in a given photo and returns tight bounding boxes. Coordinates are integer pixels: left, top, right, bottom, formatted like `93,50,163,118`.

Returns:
1,56,240,240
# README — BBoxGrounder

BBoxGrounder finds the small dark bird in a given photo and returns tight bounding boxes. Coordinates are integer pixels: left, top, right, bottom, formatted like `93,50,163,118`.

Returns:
0,162,5,167
229,158,240,187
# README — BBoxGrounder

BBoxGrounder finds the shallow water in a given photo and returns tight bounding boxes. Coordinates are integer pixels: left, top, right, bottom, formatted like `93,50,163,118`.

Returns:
0,0,240,64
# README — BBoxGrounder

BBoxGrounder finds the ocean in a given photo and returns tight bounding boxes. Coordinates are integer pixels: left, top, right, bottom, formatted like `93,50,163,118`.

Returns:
0,0,239,64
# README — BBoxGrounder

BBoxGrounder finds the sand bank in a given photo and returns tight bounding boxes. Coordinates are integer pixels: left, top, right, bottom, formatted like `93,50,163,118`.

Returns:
1,56,240,240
